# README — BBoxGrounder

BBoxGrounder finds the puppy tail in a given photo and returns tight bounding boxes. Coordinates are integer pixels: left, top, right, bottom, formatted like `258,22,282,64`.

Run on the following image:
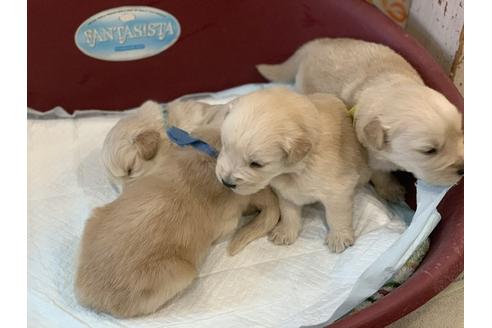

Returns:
256,47,304,83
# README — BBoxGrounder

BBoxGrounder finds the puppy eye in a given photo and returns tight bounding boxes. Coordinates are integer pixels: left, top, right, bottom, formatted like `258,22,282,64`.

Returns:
127,168,132,175
422,148,438,155
249,161,263,168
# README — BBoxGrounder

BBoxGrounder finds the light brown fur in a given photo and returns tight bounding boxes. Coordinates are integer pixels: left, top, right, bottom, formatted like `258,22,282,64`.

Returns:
216,88,371,252
76,126,279,318
257,38,464,199
102,99,227,186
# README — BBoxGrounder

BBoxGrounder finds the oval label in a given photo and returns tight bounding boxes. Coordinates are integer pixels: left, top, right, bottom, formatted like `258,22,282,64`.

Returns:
74,6,181,61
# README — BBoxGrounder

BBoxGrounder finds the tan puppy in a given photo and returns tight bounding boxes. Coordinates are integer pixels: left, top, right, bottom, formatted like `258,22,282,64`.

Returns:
257,38,464,201
76,126,280,318
216,88,371,252
102,99,227,185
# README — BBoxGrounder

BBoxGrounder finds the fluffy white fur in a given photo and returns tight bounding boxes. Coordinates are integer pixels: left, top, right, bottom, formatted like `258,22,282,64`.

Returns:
216,88,371,252
257,38,464,199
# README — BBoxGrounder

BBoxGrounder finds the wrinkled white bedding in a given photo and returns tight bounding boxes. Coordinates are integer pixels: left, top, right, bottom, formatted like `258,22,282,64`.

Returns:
28,84,449,328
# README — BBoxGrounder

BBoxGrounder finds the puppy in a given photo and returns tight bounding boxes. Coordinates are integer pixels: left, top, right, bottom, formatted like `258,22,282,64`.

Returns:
216,88,371,253
257,38,464,201
76,126,280,318
102,99,227,185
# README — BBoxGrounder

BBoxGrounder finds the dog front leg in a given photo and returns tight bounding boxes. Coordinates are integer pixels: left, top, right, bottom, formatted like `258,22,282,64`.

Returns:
322,191,355,253
268,196,302,245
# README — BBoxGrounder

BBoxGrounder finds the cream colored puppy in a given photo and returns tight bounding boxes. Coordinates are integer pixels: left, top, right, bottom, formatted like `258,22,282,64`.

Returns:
216,88,371,252
102,99,227,185
257,38,464,201
76,126,280,318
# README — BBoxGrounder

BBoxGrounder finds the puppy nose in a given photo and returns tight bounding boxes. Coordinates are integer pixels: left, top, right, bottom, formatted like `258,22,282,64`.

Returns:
221,179,236,189
457,167,464,176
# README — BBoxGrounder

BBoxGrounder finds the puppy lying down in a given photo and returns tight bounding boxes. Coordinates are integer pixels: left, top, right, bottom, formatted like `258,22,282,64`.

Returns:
75,105,280,318
258,38,464,201
216,88,371,253
102,99,228,185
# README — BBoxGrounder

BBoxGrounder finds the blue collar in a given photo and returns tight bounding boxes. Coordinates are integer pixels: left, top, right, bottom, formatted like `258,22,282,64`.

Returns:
161,107,219,159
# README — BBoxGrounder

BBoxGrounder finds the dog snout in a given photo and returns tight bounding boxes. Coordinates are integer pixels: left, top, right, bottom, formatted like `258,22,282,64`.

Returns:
221,178,237,189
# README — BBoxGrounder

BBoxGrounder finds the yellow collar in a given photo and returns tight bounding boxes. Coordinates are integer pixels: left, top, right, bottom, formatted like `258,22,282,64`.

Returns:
347,105,358,126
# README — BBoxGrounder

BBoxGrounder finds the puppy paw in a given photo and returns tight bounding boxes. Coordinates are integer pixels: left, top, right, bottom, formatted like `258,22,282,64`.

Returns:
374,181,406,203
325,229,354,253
227,239,245,256
227,232,251,256
268,224,299,245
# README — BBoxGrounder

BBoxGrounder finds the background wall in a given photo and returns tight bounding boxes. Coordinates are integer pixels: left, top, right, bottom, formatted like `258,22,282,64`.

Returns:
370,0,464,94
406,0,464,94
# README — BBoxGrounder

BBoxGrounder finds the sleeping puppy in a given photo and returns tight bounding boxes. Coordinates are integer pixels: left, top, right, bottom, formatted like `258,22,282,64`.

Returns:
76,126,280,318
216,88,371,252
257,38,464,201
102,99,227,186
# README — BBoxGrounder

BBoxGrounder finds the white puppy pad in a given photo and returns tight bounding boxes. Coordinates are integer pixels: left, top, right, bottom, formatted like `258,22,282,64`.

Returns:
28,84,449,327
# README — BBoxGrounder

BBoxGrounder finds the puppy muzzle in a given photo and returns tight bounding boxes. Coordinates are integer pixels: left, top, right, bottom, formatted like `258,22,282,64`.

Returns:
221,178,237,189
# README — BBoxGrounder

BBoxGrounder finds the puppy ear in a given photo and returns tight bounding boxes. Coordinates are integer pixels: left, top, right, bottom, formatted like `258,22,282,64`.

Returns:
362,118,387,150
283,135,312,164
137,100,161,116
133,130,161,160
